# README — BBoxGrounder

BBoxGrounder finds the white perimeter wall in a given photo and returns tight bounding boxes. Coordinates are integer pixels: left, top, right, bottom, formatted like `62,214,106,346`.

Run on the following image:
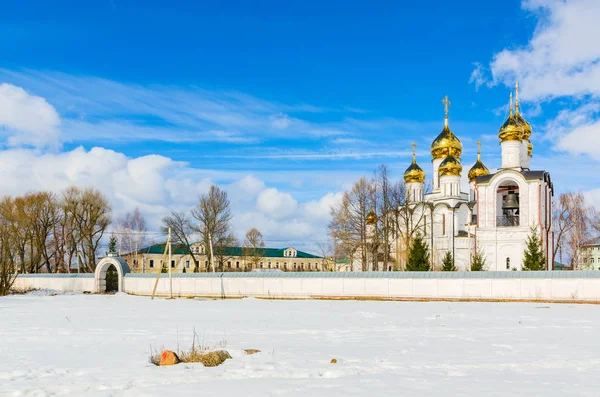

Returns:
13,274,600,302
13,276,95,293
124,275,600,302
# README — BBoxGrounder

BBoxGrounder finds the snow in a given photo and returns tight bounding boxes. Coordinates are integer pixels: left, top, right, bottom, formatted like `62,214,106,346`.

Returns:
1,293,599,396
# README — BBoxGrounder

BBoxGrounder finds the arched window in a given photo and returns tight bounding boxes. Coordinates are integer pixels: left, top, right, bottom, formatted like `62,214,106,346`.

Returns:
506,257,510,270
442,214,446,235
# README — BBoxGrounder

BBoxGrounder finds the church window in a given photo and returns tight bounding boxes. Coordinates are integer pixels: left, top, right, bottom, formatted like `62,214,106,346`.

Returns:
227,261,231,268
171,260,175,268
236,261,240,268
185,260,190,269
149,260,154,268
506,258,510,270
442,214,446,235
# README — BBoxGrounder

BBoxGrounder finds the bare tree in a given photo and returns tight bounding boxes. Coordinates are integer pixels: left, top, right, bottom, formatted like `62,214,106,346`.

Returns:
552,193,576,267
316,239,335,271
162,211,200,272
116,208,147,271
63,186,111,272
243,228,266,271
553,192,593,269
374,165,393,271
389,181,428,270
0,197,18,293
329,177,374,271
191,185,233,272
214,233,239,272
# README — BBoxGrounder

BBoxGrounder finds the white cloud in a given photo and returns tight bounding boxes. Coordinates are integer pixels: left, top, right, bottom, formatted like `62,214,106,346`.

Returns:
227,175,266,202
269,113,291,129
474,0,600,164
541,103,600,159
303,192,343,221
469,62,487,91
0,83,61,149
488,0,600,101
0,145,341,251
256,188,298,219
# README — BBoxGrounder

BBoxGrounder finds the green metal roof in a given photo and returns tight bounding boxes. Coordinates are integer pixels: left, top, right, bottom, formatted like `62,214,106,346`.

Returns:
135,243,322,259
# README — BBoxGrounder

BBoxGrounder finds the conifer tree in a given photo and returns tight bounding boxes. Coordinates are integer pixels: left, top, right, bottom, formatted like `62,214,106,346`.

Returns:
522,226,546,271
108,235,118,254
441,251,456,271
406,233,430,271
471,249,486,271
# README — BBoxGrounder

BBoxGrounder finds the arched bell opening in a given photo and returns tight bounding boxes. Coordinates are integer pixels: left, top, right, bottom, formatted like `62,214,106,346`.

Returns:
496,184,520,227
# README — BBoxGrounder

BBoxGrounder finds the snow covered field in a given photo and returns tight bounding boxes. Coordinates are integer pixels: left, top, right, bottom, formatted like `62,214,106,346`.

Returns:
1,293,599,396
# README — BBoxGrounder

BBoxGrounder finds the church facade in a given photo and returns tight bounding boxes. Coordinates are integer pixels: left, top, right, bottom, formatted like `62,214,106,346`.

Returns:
387,84,553,271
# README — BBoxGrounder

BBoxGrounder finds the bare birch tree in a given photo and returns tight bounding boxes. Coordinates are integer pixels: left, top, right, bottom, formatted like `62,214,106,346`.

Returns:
191,185,232,272
116,208,147,271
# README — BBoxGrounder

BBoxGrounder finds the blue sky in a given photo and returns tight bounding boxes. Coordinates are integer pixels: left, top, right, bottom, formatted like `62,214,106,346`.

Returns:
1,0,599,251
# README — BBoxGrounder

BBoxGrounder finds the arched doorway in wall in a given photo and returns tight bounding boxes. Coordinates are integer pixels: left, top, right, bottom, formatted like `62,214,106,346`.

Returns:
105,264,118,293
94,256,131,293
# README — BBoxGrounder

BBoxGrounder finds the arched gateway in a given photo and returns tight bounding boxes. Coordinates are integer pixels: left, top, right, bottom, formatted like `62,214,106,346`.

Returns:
94,255,130,293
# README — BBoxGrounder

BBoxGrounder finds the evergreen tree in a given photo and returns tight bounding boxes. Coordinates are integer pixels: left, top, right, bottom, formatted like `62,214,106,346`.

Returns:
108,235,118,254
441,251,456,271
471,249,486,271
406,233,430,271
522,226,546,271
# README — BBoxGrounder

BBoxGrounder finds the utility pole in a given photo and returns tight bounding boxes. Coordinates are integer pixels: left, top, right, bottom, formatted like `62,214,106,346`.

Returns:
168,227,173,299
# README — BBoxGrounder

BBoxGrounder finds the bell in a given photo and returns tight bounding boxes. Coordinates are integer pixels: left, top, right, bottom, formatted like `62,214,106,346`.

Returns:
503,193,519,210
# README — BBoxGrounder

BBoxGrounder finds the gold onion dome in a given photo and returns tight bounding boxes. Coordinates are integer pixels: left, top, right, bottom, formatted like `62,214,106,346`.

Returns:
366,207,377,225
404,142,426,183
514,82,532,140
528,141,533,157
498,92,524,142
439,154,463,177
468,141,490,183
431,95,462,160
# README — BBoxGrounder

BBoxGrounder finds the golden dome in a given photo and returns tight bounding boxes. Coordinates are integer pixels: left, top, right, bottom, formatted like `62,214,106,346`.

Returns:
439,154,462,177
404,142,426,184
431,96,462,160
498,92,523,143
528,141,533,157
468,141,490,183
366,208,377,225
515,82,532,140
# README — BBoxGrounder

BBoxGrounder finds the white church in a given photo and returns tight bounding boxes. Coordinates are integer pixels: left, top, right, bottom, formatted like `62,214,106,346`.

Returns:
387,84,553,271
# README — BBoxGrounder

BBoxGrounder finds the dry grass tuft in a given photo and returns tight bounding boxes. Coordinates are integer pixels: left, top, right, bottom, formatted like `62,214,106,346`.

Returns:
149,346,162,366
179,348,231,367
244,349,261,355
